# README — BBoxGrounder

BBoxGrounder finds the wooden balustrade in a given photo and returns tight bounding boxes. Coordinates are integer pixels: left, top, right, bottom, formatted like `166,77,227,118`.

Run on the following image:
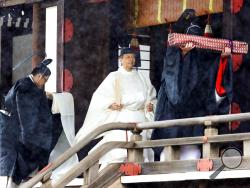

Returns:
128,130,143,163
203,125,219,158
20,113,250,188
51,133,250,187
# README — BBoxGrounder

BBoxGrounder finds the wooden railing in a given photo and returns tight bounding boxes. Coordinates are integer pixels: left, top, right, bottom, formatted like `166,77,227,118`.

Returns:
20,112,250,188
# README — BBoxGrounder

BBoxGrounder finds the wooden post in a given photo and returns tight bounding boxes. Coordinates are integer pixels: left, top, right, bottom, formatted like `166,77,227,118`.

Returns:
202,121,219,158
161,146,179,161
222,0,233,39
87,161,99,185
56,0,64,92
83,170,88,187
32,3,46,68
41,171,52,188
243,140,250,156
128,131,143,162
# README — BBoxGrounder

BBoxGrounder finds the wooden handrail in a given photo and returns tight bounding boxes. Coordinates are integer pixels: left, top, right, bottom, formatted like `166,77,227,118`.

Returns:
137,112,250,129
20,123,135,188
49,133,250,187
53,141,133,188
20,112,250,188
87,163,122,188
134,132,250,148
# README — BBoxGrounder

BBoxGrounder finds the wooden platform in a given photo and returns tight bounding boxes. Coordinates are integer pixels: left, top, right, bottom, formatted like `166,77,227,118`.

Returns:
121,170,250,184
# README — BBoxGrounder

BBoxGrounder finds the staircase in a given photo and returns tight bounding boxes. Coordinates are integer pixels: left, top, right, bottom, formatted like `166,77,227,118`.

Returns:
19,113,250,188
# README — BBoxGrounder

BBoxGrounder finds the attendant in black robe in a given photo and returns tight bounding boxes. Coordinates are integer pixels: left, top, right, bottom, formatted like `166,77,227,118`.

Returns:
151,10,233,161
0,59,55,186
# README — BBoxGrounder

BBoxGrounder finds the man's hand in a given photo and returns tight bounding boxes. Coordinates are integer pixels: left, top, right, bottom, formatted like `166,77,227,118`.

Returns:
180,42,195,56
221,46,232,58
146,103,153,112
46,92,53,99
109,103,123,111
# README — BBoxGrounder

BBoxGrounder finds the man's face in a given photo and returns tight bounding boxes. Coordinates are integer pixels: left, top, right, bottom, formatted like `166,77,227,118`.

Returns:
34,74,49,89
120,53,135,71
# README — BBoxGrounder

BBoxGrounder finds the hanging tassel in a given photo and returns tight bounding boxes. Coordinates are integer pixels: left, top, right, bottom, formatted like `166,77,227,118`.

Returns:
204,14,213,38
129,32,141,67
130,33,140,48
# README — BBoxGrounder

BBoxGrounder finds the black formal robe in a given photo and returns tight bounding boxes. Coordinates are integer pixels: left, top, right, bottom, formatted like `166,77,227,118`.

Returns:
151,47,233,160
0,77,54,184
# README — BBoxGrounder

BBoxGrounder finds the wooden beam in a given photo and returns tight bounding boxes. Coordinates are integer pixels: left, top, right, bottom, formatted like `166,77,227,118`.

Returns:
203,127,219,158
51,142,134,188
19,123,136,188
88,164,122,188
139,157,250,175
20,116,250,188
243,140,250,156
133,133,250,149
121,170,250,183
56,0,64,92
137,113,250,130
128,134,143,162
87,162,99,185
32,2,46,68
222,0,233,39
40,171,52,188
161,146,179,161
0,0,42,7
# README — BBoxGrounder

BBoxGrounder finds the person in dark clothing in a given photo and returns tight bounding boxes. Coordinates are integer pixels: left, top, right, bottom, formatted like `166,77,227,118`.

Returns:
151,10,233,161
0,59,56,186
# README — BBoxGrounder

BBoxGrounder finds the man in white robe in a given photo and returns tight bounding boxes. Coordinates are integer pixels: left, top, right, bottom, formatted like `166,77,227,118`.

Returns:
74,48,156,169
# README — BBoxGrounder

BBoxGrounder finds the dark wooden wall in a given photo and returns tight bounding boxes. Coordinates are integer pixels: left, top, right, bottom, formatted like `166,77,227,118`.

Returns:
64,0,128,133
64,1,110,131
230,0,250,134
0,5,32,108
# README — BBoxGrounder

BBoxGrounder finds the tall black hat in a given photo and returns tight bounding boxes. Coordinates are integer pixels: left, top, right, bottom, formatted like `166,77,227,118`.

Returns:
31,59,52,76
173,9,196,34
185,17,202,36
119,47,135,57
173,9,202,36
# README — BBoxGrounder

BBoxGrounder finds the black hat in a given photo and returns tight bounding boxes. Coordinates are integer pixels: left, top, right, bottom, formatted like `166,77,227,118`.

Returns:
119,47,135,57
185,17,202,35
173,9,196,34
31,59,52,76
41,59,52,66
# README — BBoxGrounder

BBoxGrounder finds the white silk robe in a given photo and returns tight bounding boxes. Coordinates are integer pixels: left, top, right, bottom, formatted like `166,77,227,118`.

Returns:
74,67,156,165
49,93,78,180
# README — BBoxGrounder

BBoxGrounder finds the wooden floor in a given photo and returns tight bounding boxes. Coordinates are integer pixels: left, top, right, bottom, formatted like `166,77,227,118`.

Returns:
126,179,250,188
121,170,250,183
121,170,250,187
33,178,84,187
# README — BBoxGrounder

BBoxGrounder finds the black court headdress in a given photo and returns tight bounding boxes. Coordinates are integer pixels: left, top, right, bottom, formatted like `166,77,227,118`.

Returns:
32,58,53,76
119,47,135,57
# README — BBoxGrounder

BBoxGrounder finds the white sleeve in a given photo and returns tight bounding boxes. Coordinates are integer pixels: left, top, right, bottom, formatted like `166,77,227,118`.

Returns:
74,72,118,143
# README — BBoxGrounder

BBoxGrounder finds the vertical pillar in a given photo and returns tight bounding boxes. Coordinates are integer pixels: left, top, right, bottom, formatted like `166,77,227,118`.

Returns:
56,0,64,92
161,146,179,161
128,131,143,162
203,121,219,158
32,3,46,68
41,172,52,188
86,161,99,185
243,140,250,156
222,0,233,39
